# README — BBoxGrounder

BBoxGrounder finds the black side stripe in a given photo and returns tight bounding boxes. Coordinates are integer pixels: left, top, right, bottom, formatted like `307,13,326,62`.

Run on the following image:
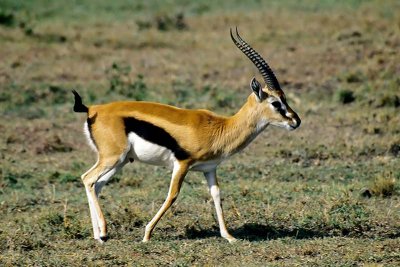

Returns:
123,117,190,160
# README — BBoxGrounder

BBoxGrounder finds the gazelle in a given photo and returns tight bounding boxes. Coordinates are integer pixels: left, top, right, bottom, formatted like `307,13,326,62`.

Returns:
73,28,300,243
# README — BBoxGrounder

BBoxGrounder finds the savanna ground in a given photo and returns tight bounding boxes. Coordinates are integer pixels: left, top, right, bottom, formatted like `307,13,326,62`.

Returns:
0,0,399,266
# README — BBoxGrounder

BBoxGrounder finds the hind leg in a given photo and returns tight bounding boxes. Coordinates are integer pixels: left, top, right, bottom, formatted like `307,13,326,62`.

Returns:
81,155,127,242
81,161,102,240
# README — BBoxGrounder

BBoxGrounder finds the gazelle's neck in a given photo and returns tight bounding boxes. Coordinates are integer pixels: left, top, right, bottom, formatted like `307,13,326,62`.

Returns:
213,95,268,156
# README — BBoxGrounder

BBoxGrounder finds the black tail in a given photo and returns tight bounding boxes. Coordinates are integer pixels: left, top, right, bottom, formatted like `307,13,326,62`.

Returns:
72,90,89,113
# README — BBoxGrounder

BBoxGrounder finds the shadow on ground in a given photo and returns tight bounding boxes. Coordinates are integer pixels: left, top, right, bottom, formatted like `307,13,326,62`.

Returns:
185,223,327,241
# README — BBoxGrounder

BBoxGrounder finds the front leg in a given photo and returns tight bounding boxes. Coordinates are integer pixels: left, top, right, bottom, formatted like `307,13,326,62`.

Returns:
204,169,236,243
143,161,189,242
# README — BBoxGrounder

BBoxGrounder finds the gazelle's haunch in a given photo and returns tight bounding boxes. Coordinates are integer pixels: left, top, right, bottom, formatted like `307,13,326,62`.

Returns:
73,28,301,243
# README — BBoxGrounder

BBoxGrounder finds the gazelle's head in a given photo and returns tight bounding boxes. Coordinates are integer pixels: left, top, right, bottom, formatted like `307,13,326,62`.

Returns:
231,28,301,131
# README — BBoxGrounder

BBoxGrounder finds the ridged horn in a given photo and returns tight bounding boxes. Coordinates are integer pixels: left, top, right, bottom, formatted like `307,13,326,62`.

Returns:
230,27,281,91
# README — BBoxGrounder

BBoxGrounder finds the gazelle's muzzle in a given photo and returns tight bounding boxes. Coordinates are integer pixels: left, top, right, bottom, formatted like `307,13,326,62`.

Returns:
288,113,301,130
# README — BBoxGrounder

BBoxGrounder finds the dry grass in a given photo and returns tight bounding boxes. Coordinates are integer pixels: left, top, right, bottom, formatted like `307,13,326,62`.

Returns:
371,173,397,197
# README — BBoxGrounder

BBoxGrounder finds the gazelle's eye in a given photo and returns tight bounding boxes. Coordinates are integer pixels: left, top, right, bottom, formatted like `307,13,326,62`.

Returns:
271,101,281,110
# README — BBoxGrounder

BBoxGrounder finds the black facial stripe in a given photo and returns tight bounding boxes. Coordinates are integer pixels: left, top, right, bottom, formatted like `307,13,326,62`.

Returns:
271,101,281,109
123,117,190,160
270,99,290,118
279,109,287,117
282,100,292,116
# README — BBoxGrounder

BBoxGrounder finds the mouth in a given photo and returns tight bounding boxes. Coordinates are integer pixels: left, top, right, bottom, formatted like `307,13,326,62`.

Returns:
287,119,301,131
274,118,301,131
291,117,301,129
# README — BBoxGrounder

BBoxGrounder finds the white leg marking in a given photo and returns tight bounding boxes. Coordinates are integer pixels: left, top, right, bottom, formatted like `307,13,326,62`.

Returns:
82,159,102,240
204,169,236,243
85,187,101,240
95,166,119,196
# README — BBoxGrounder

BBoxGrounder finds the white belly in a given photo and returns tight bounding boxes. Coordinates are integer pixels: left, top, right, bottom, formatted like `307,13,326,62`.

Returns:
128,133,176,169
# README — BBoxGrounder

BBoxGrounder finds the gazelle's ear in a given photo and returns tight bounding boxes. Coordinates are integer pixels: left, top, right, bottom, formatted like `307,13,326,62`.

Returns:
250,77,267,101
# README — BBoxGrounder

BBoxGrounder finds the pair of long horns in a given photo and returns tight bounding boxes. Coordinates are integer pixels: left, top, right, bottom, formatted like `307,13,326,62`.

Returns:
230,27,281,91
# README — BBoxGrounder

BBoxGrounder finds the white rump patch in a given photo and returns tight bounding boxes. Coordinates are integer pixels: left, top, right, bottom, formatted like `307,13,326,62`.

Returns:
84,121,97,152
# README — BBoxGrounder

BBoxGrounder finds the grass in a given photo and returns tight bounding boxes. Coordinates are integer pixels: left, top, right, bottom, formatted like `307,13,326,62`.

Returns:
1,0,400,266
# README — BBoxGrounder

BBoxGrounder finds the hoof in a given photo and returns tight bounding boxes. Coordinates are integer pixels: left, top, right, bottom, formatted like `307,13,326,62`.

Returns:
222,234,237,243
96,235,108,243
100,235,109,242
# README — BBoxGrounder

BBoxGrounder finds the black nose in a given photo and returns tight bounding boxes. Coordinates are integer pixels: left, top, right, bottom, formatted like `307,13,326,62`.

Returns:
292,114,301,128
295,116,301,128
